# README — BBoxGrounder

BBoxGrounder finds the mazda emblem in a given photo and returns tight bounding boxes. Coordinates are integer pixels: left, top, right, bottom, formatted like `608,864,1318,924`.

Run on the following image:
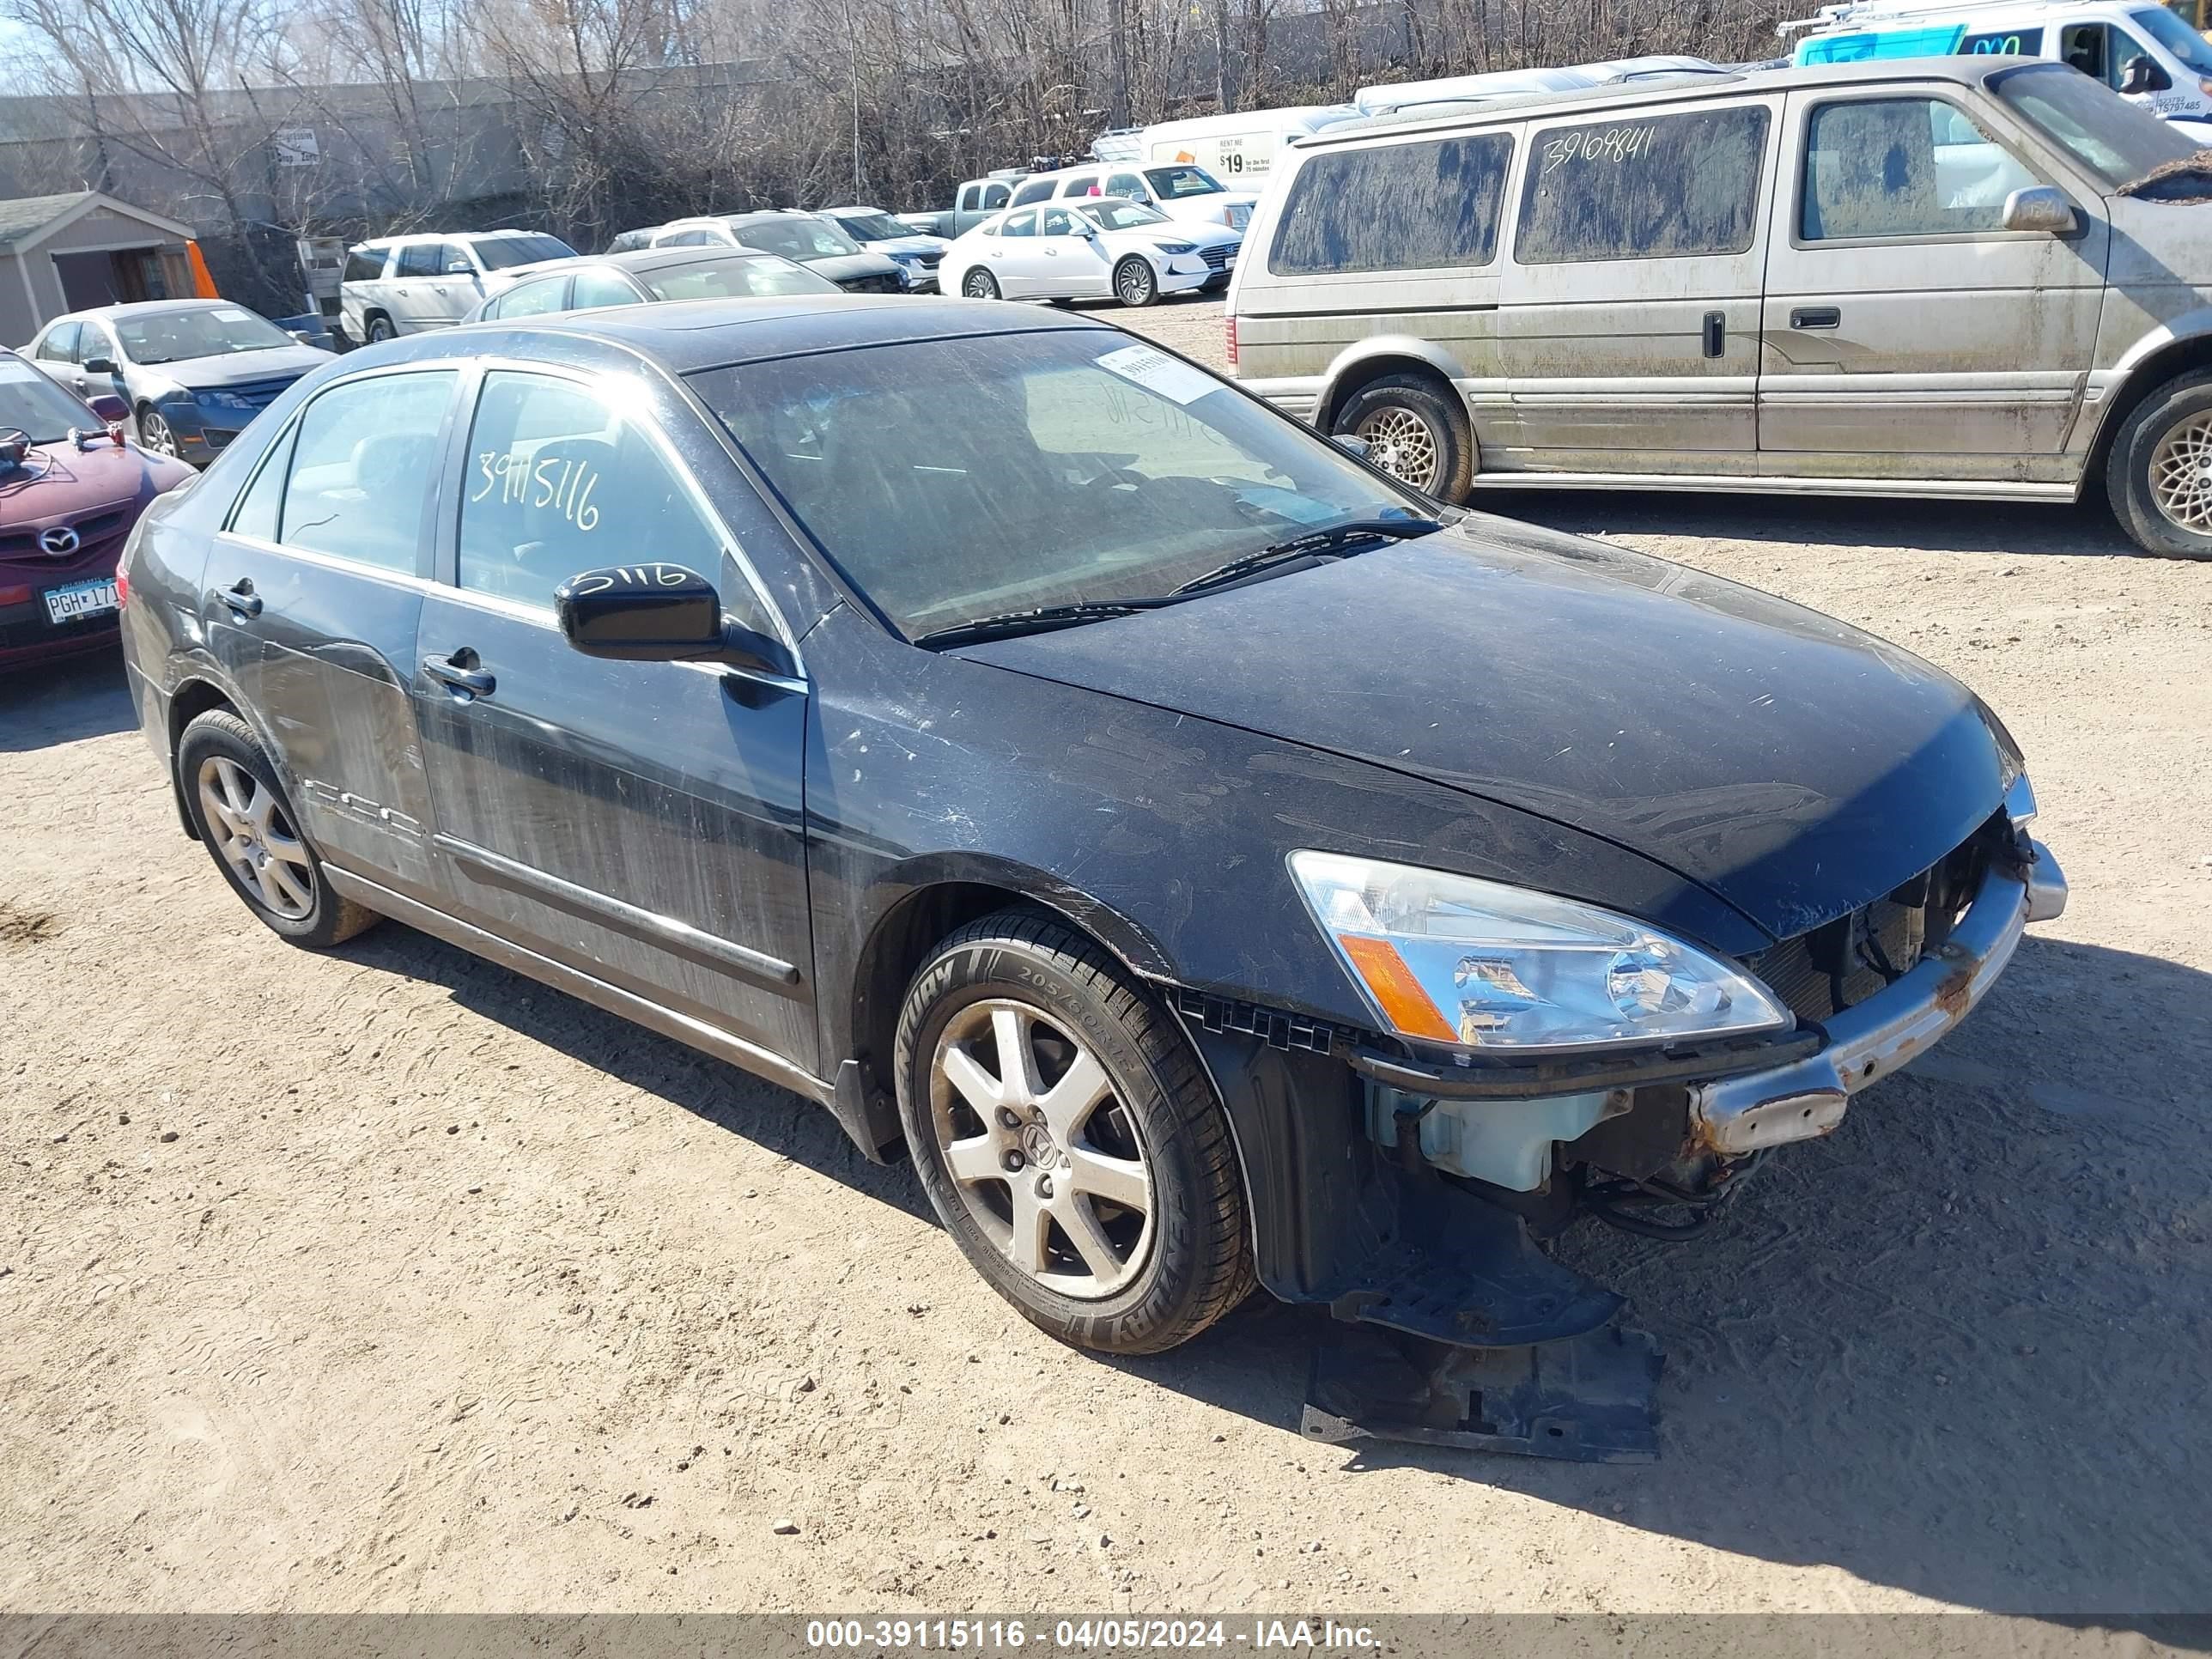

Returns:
38,526,80,557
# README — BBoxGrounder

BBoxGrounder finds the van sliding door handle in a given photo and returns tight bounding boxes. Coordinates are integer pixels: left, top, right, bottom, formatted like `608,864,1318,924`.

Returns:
1702,312,1725,358
1791,306,1842,330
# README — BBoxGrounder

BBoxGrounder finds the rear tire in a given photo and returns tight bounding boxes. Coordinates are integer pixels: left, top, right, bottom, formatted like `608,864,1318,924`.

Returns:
961,269,1000,301
1113,258,1160,308
2107,370,2212,559
1332,372,1475,502
177,710,378,949
364,313,395,343
894,910,1255,1355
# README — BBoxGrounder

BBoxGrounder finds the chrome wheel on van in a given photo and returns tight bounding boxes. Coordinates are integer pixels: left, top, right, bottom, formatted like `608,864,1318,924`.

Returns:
2148,411,2212,533
1355,404,1442,494
927,998,1155,1299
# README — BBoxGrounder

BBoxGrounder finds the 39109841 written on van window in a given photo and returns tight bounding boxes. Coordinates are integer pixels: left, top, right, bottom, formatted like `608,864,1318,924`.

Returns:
1515,106,1769,264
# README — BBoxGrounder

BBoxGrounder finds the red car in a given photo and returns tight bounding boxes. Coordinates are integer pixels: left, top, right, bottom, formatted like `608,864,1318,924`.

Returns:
1,349,196,671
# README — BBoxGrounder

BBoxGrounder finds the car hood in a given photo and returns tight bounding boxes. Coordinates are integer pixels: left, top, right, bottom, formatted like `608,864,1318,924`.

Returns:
798,252,902,282
0,437,184,523
135,343,331,391
961,516,2012,945
1109,222,1242,251
866,234,950,256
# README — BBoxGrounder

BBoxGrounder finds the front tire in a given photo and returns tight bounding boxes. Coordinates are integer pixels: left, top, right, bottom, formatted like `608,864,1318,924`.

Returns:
1114,258,1160,308
894,911,1254,1355
961,269,1000,301
137,406,178,458
177,710,378,949
1331,372,1475,502
2107,370,2212,559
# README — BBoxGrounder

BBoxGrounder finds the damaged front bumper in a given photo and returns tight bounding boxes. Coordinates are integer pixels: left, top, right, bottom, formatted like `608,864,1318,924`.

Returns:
1693,836,2064,1156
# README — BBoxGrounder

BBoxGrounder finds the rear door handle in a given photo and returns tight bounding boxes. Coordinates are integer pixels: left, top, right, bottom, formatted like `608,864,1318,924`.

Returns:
1701,312,1725,359
1791,306,1842,330
422,652,495,697
219,579,262,618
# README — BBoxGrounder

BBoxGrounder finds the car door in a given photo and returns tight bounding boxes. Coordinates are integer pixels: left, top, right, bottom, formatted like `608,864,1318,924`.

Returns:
990,209,1047,295
74,321,125,405
1758,85,2106,482
199,365,459,901
1039,208,1112,296
1498,94,1780,473
410,364,817,1072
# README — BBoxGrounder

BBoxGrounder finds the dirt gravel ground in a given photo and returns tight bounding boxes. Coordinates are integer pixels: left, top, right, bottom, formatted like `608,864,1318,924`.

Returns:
3,295,2210,1621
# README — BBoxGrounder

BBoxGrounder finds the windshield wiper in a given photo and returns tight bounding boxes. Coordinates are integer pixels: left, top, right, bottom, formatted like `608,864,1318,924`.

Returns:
911,598,1174,649
1171,514,1444,597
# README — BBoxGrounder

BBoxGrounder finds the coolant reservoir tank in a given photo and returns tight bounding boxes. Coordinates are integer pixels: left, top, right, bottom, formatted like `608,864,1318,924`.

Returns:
1366,1087,1613,1191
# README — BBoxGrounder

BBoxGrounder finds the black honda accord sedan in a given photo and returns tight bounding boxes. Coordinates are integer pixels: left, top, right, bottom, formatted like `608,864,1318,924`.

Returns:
117,298,2065,1374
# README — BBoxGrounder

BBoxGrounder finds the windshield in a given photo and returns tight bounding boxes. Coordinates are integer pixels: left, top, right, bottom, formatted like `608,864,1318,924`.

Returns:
468,234,577,270
2130,7,2212,71
690,330,1431,636
1994,63,2198,184
1082,200,1170,231
735,217,865,259
1144,165,1227,198
644,254,843,300
0,355,100,445
114,305,292,366
832,211,917,242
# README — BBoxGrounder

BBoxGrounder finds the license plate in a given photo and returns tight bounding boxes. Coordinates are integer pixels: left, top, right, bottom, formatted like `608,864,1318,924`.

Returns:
44,578,119,625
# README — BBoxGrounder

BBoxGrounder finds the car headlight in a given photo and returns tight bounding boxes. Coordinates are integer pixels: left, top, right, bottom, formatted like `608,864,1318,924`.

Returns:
194,389,252,410
1155,240,1195,255
1288,850,1791,1052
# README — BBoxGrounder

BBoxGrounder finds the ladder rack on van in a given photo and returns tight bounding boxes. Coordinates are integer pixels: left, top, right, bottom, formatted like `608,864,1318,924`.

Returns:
1778,0,2024,36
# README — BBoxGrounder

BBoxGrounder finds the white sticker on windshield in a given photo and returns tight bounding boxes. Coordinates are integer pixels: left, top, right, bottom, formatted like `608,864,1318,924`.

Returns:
1095,343,1217,406
213,307,252,321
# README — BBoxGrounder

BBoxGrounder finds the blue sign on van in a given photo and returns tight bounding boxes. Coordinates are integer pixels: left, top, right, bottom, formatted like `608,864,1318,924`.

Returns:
1794,23,1968,63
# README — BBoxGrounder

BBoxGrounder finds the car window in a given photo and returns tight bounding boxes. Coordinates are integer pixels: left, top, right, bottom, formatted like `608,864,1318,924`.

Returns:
34,322,79,364
643,256,839,300
1516,105,1770,264
342,248,386,283
1802,97,2043,239
1145,165,1226,198
570,268,643,308
458,370,766,628
229,420,295,541
492,276,570,319
693,331,1431,637
278,371,456,576
1001,210,1039,239
1963,23,2043,52
1993,61,2195,179
2058,20,2125,86
1085,200,1170,230
113,306,292,365
1041,208,1080,236
0,351,108,441
1058,176,1100,197
2132,6,2212,70
1107,172,1148,198
80,324,118,365
662,228,720,247
395,242,444,278
1271,132,1514,275
981,182,1012,210
468,234,574,269
1012,178,1056,205
733,217,864,258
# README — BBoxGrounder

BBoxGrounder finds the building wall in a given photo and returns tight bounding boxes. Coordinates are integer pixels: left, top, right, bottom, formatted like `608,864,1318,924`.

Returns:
1,205,190,343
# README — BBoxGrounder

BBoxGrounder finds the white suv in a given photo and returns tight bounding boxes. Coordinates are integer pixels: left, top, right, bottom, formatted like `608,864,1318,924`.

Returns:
338,230,576,343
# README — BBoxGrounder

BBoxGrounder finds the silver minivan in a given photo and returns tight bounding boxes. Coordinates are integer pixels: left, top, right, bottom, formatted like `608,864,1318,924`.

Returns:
1227,57,2212,558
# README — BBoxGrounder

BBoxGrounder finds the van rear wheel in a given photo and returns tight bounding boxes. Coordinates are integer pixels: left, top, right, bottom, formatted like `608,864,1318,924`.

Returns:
2111,371,2212,559
1333,373,1474,502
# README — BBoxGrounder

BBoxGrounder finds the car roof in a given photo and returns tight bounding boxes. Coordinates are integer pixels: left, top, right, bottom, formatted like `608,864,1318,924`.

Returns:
1303,53,2028,143
47,298,245,324
350,228,554,249
485,295,1111,374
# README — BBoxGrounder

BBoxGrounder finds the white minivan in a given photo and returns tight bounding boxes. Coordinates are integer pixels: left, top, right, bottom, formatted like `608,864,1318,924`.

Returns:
1788,0,2212,134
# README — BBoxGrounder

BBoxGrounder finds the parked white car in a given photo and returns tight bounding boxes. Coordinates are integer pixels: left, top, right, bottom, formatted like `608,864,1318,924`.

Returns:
1001,162,1260,230
942,199,1242,307
338,229,576,343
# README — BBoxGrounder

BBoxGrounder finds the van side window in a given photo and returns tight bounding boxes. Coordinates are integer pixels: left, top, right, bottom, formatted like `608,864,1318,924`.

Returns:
1269,133,1513,276
1516,106,1769,264
1801,98,2042,240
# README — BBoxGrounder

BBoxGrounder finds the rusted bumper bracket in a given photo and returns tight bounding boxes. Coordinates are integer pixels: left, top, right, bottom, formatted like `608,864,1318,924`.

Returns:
1690,842,2061,1157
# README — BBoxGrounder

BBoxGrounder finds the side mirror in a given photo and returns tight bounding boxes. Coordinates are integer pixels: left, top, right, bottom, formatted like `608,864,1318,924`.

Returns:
1332,433,1372,461
2002,185,2077,235
2125,54,2172,91
554,563,796,678
87,393,129,422
82,356,118,375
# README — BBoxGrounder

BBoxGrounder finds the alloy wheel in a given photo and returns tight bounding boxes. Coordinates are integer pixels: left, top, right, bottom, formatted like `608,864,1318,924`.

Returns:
1355,404,1442,493
963,270,997,300
196,755,317,921
1115,261,1155,307
927,999,1154,1299
139,411,177,458
2148,411,2212,534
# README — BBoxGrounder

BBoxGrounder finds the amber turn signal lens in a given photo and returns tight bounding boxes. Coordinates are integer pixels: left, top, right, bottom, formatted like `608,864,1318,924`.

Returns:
1336,933,1458,1043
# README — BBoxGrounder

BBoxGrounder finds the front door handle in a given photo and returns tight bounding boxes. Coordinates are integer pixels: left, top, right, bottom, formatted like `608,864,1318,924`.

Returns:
422,651,495,697
220,579,263,618
1791,306,1842,330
